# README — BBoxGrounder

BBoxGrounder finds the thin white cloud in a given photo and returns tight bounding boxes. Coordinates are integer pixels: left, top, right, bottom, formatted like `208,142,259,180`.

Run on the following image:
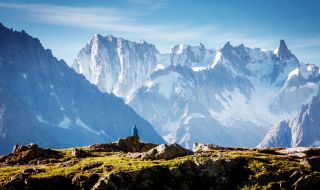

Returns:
0,3,221,44
0,2,319,55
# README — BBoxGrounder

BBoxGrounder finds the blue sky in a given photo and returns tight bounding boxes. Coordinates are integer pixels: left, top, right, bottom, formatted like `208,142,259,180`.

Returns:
0,0,319,65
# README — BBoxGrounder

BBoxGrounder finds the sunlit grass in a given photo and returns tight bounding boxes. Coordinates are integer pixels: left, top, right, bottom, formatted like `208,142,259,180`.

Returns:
0,147,318,189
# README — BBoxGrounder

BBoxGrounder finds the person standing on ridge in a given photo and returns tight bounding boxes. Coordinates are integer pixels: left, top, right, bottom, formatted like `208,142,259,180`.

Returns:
132,125,139,138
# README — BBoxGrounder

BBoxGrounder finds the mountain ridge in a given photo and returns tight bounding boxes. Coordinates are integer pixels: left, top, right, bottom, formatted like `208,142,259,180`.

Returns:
73,34,320,148
259,94,320,148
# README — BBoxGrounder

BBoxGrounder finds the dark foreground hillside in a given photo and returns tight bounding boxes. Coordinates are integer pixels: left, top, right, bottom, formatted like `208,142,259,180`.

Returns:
1,136,320,190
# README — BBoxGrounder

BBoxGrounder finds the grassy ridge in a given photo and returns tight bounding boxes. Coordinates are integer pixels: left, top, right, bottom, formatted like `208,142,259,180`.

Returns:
0,147,318,189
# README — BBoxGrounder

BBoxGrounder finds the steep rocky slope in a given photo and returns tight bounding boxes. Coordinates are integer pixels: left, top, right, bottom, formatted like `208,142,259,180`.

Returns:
259,94,320,148
0,23,164,155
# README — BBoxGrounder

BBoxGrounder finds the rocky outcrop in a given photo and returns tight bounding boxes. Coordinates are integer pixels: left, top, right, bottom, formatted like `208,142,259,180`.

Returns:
117,136,141,152
88,136,158,153
0,143,61,165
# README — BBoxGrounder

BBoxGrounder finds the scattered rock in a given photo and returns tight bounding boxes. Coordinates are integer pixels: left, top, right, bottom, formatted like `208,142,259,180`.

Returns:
82,161,103,171
12,143,38,153
192,143,219,152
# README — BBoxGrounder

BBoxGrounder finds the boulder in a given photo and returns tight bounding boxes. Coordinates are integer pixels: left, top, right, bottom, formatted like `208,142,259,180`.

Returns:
88,136,157,153
192,143,219,152
12,143,39,153
140,144,189,160
117,136,141,152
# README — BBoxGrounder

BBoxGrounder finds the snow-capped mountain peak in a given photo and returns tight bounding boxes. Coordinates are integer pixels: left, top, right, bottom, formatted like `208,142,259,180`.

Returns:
73,35,320,148
72,34,159,99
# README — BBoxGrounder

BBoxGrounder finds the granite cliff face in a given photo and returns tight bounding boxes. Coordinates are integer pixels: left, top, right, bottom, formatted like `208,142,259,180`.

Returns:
72,34,159,99
0,23,164,155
